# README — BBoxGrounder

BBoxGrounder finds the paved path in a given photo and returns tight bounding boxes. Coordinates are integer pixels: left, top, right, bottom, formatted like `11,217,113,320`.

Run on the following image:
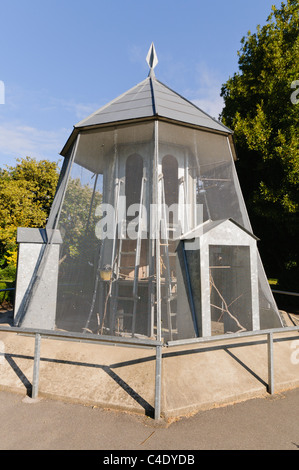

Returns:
0,388,299,450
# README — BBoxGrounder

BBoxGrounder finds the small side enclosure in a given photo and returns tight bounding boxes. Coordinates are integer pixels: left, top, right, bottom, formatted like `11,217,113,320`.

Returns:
14,45,283,343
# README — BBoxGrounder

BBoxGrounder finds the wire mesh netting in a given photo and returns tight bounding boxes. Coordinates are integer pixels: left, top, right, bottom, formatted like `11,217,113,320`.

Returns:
55,163,103,332
209,245,253,335
15,119,283,340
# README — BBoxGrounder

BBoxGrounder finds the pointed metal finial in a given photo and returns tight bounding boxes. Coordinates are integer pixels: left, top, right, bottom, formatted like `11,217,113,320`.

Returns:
146,43,158,76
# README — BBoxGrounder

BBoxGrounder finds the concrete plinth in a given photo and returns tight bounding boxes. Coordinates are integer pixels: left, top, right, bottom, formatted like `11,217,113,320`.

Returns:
0,322,298,420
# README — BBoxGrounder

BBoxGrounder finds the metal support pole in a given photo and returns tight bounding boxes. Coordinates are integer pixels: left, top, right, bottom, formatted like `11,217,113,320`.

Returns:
154,344,162,420
32,333,41,399
154,121,162,343
267,332,274,394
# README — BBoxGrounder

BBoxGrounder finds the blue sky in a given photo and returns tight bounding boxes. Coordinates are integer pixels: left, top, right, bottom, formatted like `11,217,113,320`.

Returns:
0,0,283,169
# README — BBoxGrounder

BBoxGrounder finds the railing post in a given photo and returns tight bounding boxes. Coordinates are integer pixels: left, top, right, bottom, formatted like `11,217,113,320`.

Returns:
267,332,274,394
154,344,162,420
32,333,41,399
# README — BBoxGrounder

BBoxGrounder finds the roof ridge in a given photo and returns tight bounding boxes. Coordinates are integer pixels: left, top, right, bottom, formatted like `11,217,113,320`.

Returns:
149,75,157,116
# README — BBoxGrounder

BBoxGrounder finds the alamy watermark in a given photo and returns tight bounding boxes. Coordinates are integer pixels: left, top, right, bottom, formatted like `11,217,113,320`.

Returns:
0,80,5,104
0,340,4,365
94,200,204,246
290,340,299,365
95,198,203,250
290,80,299,104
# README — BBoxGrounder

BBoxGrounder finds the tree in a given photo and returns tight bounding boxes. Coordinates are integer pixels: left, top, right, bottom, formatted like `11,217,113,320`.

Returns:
220,0,299,290
58,176,102,262
0,157,59,276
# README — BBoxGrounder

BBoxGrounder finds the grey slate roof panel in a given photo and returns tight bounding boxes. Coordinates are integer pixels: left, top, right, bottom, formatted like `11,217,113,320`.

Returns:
75,79,153,128
153,80,229,133
86,107,154,126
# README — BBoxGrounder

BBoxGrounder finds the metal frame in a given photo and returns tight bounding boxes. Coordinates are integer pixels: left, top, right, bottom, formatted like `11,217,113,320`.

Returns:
0,324,298,420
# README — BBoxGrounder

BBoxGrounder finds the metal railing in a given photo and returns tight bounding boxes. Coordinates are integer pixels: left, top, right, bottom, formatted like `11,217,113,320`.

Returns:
0,324,163,420
0,324,298,420
166,325,299,399
271,289,299,297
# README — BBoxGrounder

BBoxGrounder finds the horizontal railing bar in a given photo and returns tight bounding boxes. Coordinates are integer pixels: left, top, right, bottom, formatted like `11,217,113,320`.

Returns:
0,325,162,348
18,334,158,351
271,289,299,297
0,325,298,350
166,326,299,347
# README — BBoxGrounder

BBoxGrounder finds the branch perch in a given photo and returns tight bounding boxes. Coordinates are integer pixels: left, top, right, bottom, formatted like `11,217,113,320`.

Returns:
210,272,246,332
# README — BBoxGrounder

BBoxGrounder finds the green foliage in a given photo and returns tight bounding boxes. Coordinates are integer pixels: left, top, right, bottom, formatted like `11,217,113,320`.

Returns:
59,176,102,264
0,282,7,304
0,280,15,305
0,264,17,281
0,157,59,280
220,0,299,289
